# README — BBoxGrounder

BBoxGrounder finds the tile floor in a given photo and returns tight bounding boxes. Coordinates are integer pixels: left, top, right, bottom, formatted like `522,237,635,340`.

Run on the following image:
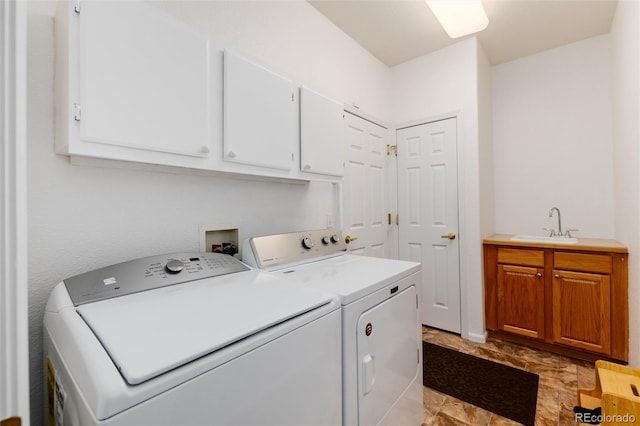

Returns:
422,327,596,425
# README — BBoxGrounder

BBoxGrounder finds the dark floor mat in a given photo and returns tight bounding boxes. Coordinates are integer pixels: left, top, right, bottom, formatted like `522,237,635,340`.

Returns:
423,341,539,426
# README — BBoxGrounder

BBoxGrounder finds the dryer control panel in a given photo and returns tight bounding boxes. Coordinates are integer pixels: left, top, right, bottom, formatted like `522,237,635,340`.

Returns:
245,228,347,270
64,252,249,306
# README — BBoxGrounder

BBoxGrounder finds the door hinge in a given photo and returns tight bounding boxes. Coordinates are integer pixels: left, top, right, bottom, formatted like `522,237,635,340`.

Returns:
386,144,397,156
291,92,295,102
416,294,419,309
396,214,399,226
73,103,81,121
388,213,391,225
74,0,81,13
417,348,420,364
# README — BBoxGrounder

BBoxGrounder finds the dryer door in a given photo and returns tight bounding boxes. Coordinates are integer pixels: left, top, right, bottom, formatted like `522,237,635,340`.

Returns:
357,285,420,425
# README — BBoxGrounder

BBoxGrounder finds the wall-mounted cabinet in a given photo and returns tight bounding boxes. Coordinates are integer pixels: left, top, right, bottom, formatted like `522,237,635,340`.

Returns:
484,235,628,363
55,1,213,163
223,50,296,172
55,1,344,183
300,86,344,177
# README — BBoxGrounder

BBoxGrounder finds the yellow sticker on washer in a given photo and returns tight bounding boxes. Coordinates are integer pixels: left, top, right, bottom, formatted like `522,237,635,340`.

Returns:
46,357,66,426
46,357,56,426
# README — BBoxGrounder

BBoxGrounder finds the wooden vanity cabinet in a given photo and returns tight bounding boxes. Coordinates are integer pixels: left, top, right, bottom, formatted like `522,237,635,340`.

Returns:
484,237,628,363
496,248,545,339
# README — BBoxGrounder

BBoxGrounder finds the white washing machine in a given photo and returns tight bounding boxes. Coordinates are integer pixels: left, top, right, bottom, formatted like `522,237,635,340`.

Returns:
243,229,423,426
43,252,342,425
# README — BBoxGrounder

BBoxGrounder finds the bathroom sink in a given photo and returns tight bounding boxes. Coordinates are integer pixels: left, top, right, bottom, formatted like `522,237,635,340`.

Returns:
510,235,579,244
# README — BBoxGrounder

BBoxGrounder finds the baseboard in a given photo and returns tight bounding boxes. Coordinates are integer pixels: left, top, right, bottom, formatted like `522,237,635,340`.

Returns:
465,330,488,344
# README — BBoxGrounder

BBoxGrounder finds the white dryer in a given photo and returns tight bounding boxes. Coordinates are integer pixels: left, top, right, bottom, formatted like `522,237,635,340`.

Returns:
243,229,423,426
43,252,342,425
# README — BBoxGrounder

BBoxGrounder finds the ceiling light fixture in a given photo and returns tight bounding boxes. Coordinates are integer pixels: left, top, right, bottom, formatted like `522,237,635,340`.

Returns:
425,0,489,39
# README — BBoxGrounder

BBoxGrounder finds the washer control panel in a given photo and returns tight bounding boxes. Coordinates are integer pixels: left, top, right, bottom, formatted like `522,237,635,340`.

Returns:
64,252,249,306
247,228,347,270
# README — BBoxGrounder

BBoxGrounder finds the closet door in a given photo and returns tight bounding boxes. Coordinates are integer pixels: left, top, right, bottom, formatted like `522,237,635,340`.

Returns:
78,1,211,158
223,50,296,171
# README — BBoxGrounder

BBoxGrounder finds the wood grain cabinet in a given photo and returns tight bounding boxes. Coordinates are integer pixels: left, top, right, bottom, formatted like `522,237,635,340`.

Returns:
496,248,545,339
484,235,628,363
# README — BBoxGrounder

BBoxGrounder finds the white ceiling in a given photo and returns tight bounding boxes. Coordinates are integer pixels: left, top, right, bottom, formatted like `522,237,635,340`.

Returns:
308,0,618,66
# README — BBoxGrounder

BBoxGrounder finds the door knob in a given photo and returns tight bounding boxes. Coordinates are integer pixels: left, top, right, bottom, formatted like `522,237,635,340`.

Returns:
345,235,359,244
440,232,456,240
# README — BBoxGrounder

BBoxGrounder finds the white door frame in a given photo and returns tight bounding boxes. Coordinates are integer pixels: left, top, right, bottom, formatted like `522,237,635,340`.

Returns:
393,111,476,341
1,0,30,423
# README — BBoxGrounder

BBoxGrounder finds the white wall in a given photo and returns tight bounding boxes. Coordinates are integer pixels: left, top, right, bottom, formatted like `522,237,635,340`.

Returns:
390,38,488,343
26,2,390,424
153,0,392,122
477,41,494,239
492,35,614,238
610,0,640,367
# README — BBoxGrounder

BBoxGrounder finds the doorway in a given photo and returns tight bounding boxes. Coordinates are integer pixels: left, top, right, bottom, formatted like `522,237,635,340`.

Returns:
342,111,393,258
342,113,462,333
396,117,461,333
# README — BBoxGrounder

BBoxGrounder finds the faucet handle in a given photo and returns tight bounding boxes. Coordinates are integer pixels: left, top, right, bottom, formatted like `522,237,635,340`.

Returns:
543,227,556,237
565,229,579,238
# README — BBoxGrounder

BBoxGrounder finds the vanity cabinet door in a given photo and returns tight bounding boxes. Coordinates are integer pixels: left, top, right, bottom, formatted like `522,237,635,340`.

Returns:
497,265,545,339
552,270,611,355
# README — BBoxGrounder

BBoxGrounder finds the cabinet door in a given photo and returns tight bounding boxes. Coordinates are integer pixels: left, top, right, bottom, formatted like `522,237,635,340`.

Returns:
78,1,211,157
552,270,611,354
223,50,296,171
300,86,344,176
497,265,544,339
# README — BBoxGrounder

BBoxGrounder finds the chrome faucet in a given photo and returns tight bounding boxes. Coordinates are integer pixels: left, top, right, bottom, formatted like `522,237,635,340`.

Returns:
548,207,562,236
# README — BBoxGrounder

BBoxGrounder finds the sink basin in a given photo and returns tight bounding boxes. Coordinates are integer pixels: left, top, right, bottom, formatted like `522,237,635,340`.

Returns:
510,235,579,244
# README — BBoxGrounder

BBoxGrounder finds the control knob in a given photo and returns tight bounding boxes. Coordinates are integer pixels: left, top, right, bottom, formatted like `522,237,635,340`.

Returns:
321,236,330,245
165,259,185,274
330,235,340,244
302,237,314,250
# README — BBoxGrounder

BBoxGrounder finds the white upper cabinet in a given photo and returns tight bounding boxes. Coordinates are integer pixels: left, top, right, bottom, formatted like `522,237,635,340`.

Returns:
55,1,343,182
56,1,212,162
223,50,296,171
300,86,344,177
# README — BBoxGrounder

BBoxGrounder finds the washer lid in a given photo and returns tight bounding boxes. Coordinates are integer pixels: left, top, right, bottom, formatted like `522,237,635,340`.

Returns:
77,268,334,385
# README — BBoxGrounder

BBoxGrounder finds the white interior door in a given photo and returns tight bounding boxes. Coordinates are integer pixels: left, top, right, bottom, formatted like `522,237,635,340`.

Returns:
343,112,391,258
397,118,461,333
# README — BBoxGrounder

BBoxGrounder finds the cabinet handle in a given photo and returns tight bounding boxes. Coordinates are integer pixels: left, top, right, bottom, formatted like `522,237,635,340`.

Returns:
536,273,542,278
554,273,561,278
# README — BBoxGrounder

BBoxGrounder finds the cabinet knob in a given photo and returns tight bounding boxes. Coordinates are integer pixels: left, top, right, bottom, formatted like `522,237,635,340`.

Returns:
201,145,210,154
226,151,236,159
554,273,561,278
536,272,542,278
